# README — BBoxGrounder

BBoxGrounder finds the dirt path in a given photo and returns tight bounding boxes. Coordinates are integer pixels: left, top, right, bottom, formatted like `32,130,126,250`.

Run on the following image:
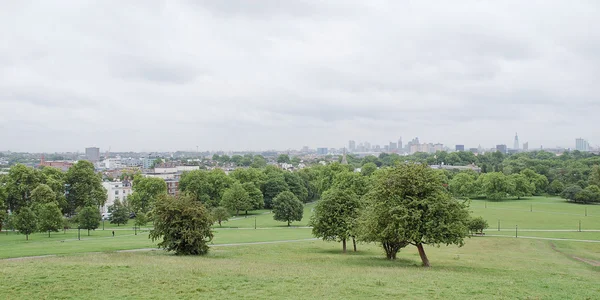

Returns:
549,242,600,267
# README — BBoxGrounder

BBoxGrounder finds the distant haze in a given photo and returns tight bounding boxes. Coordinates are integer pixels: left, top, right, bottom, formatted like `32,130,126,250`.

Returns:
1,1,598,152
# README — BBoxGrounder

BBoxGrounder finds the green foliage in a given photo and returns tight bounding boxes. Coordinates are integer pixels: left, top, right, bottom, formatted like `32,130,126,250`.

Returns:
31,184,57,205
477,172,514,200
310,188,361,252
129,176,167,213
468,216,488,235
284,172,309,203
109,199,130,226
66,161,106,215
36,202,63,237
272,191,304,226
230,168,266,188
277,154,291,164
134,212,148,228
14,207,38,240
574,185,600,204
221,182,252,215
150,194,213,255
211,206,230,227
179,169,234,207
332,171,369,198
520,169,549,195
360,163,377,177
262,173,289,209
548,180,565,195
449,172,477,198
358,164,470,266
77,206,100,235
4,164,42,212
561,185,582,202
509,174,535,200
242,182,264,210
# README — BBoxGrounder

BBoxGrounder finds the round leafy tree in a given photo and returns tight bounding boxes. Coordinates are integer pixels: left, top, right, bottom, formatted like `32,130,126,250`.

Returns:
272,191,303,226
150,194,213,255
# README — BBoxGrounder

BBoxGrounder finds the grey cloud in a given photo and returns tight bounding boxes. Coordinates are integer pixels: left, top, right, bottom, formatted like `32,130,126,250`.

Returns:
1,1,599,152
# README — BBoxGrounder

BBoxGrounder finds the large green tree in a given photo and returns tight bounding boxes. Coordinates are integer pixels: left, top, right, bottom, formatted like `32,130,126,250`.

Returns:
77,206,100,235
262,173,289,209
477,172,514,200
449,172,477,198
129,176,167,213
4,164,41,212
509,174,535,199
66,161,106,215
220,182,252,216
284,172,309,203
272,191,303,226
211,206,230,227
150,194,213,255
360,163,377,177
277,154,291,164
242,182,264,211
31,184,57,206
37,202,63,237
358,164,470,267
109,199,130,226
14,207,38,240
310,188,361,252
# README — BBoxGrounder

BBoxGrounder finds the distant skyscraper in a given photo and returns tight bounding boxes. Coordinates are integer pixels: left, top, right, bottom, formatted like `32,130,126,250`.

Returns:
348,140,356,152
513,133,519,150
496,144,507,154
523,142,529,151
389,142,398,152
85,147,100,162
317,148,328,155
576,138,590,151
455,145,465,152
398,137,402,151
364,142,371,151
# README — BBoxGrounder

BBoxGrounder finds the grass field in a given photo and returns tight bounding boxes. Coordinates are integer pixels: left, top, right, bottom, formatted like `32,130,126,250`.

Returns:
1,197,598,299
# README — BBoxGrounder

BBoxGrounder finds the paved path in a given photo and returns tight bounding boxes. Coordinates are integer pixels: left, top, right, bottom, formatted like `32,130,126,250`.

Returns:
481,234,600,243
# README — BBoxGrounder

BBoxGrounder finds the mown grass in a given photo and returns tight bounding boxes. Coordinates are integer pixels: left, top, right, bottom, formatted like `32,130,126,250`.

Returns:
1,238,598,299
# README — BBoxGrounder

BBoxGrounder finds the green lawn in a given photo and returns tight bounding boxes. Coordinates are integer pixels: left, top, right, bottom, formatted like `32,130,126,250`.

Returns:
1,197,599,299
1,238,598,299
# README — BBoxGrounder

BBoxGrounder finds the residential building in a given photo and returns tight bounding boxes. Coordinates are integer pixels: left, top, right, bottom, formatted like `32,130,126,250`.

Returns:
85,147,100,162
576,138,590,152
433,143,444,153
455,145,465,152
496,144,507,154
101,180,133,214
39,155,74,171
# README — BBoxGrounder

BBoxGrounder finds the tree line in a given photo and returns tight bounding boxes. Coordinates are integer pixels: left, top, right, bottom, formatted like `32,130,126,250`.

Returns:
0,161,107,239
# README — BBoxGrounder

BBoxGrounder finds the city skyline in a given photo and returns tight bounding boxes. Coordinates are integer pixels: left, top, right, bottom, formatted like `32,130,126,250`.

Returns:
2,2,599,152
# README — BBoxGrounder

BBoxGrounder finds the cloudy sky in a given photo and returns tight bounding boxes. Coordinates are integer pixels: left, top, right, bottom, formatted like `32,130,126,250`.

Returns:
1,1,599,152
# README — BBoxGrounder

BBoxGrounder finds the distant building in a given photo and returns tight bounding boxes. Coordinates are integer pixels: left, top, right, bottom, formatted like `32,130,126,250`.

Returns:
455,145,465,152
513,133,520,150
496,144,507,154
523,142,529,151
102,180,133,214
316,148,328,155
39,155,74,172
576,138,590,152
85,147,100,162
348,140,356,152
398,137,403,152
469,148,478,154
389,142,398,152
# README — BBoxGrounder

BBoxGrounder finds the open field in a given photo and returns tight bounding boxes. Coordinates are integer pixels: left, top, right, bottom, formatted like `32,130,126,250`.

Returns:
1,238,599,299
0,197,598,299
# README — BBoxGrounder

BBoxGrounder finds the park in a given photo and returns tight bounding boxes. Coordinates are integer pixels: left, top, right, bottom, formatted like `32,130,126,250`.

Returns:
1,195,598,299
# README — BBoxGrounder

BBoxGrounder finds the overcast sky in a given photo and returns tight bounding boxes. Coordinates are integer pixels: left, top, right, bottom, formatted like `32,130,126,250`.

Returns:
1,1,599,153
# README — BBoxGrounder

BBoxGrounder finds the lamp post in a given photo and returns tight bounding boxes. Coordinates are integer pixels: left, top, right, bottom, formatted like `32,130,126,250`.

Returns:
78,226,81,240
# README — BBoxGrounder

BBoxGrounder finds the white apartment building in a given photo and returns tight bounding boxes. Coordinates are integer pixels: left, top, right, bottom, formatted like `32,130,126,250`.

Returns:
101,180,133,214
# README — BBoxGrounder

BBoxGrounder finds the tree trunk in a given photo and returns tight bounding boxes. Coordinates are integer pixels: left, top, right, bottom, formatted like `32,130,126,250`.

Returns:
287,220,291,226
416,243,430,267
342,238,347,253
245,210,248,215
352,237,357,252
218,220,222,227
26,234,29,241
48,231,50,238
